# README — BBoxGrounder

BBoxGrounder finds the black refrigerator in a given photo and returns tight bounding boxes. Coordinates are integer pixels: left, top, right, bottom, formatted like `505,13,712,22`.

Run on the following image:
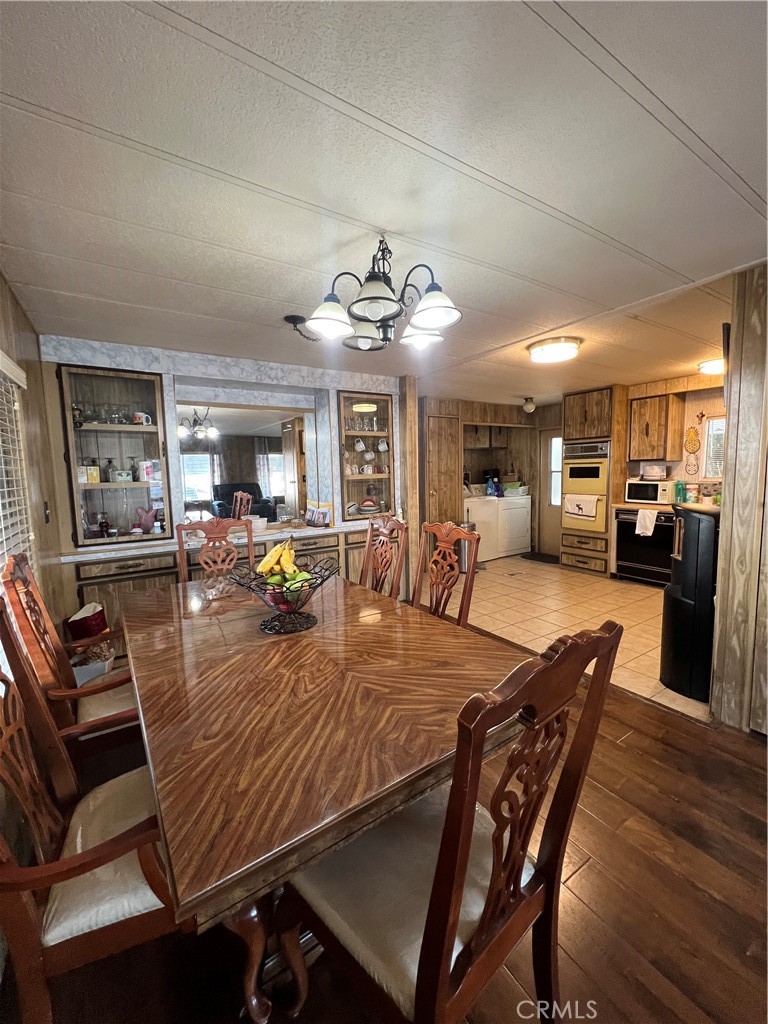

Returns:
660,505,720,702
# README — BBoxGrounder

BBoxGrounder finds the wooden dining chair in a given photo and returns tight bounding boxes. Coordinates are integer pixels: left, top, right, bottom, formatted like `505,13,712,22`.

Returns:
176,516,254,583
232,490,253,520
411,521,480,628
0,601,192,1024
277,621,622,1024
359,514,409,600
1,554,138,740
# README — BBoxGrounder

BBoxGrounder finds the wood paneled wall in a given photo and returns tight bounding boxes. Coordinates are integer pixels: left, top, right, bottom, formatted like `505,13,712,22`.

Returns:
0,277,64,609
711,264,767,733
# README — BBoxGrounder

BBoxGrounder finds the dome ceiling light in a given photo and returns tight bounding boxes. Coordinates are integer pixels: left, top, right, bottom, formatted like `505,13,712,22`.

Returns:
285,237,461,353
527,337,582,364
698,357,725,375
522,397,536,414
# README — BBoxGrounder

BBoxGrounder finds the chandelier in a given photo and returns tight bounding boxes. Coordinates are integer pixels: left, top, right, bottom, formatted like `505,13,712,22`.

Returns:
286,238,462,352
177,407,219,440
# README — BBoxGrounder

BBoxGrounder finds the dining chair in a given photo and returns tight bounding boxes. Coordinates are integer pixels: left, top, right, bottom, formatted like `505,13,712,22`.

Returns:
411,521,480,628
1,554,138,740
175,516,254,583
277,621,622,1024
232,490,253,519
0,604,192,1024
359,514,409,600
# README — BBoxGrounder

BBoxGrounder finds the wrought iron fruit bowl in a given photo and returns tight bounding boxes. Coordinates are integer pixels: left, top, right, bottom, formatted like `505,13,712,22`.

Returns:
230,553,339,634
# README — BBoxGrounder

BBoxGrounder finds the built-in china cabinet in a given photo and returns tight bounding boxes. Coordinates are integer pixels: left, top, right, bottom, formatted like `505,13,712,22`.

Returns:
60,366,172,546
339,391,394,522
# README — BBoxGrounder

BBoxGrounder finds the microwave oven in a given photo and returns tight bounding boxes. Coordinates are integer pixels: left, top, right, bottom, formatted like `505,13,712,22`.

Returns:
625,479,674,504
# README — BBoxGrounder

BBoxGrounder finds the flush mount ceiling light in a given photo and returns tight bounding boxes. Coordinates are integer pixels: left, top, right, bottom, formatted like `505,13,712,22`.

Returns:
527,337,582,364
352,401,378,413
177,407,219,440
286,237,461,352
522,397,536,413
698,357,725,375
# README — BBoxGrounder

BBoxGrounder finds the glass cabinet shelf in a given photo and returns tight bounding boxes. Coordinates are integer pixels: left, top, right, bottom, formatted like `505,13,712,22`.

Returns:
339,391,394,523
60,366,172,546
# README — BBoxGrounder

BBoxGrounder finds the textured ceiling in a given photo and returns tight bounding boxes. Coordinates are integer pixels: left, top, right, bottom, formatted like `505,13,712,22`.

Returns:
0,1,764,403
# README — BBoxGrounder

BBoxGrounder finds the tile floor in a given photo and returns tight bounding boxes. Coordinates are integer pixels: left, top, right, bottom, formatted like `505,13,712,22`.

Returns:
456,554,711,722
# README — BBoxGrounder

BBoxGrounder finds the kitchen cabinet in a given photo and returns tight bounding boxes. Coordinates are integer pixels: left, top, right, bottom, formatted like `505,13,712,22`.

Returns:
60,366,172,546
563,388,612,441
498,497,531,556
339,392,394,522
628,394,684,461
463,424,490,449
422,407,461,525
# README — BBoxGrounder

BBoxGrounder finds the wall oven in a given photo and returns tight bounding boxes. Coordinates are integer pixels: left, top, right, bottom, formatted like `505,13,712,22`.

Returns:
615,508,676,585
562,441,609,533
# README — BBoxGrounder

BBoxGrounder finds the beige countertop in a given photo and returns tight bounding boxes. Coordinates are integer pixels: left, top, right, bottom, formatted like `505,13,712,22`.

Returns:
612,503,674,512
59,521,369,564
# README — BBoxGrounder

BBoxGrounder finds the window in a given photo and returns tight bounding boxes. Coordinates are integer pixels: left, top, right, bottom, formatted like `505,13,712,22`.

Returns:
704,417,726,478
268,453,285,496
181,453,213,502
549,435,563,506
0,359,35,571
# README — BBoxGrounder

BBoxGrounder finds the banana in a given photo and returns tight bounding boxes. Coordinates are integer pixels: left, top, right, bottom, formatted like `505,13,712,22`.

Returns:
256,541,285,576
280,549,298,576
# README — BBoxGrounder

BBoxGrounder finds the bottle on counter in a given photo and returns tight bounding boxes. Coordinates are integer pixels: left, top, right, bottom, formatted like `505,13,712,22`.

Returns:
486,476,495,496
493,477,504,497
674,480,687,503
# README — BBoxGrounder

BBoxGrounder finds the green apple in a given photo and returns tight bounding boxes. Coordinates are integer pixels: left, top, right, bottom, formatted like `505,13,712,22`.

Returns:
266,573,284,585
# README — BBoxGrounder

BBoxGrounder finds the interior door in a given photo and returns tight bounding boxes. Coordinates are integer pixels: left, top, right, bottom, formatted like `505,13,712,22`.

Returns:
538,429,562,555
426,415,461,523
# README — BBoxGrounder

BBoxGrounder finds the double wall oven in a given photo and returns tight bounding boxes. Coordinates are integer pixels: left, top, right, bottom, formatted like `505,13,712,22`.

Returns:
561,441,609,534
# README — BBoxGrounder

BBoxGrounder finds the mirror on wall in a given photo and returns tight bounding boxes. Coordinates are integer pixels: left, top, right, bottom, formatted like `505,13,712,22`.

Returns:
176,402,320,523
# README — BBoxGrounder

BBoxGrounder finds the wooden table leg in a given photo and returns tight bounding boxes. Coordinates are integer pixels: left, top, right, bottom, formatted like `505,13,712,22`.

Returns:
225,898,272,1023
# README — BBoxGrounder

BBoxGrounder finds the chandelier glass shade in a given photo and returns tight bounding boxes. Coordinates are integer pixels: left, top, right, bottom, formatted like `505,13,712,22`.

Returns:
303,237,461,351
177,408,219,440
305,292,355,341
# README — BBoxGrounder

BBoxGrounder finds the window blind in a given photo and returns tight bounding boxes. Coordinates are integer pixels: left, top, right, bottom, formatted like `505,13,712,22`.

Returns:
0,366,35,573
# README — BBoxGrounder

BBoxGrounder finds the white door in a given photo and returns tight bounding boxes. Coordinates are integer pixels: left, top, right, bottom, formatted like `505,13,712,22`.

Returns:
499,503,531,555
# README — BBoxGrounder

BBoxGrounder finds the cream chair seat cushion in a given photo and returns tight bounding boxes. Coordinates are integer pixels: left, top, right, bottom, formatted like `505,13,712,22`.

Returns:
42,766,163,946
292,785,536,1020
77,668,137,724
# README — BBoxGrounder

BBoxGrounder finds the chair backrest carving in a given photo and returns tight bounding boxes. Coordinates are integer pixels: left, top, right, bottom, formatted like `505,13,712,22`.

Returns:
0,598,79,807
411,522,480,628
359,515,409,600
232,491,253,520
176,518,254,583
1,554,78,730
0,670,65,867
414,622,622,1022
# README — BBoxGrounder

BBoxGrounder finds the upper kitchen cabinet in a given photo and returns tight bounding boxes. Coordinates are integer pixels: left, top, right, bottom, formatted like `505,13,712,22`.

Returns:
563,388,613,441
628,394,684,461
463,424,490,449
60,367,171,546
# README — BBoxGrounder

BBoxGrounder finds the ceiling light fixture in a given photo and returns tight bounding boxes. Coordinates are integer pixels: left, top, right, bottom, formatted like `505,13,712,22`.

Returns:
177,408,219,440
293,237,461,352
698,357,725,375
352,401,378,413
522,397,536,414
527,337,582,364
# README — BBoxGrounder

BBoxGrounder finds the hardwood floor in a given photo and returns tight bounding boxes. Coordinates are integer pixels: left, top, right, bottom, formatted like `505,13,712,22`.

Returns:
1,685,765,1024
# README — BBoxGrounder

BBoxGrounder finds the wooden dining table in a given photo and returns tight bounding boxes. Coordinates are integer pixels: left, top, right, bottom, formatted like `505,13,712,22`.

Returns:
120,574,533,1020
